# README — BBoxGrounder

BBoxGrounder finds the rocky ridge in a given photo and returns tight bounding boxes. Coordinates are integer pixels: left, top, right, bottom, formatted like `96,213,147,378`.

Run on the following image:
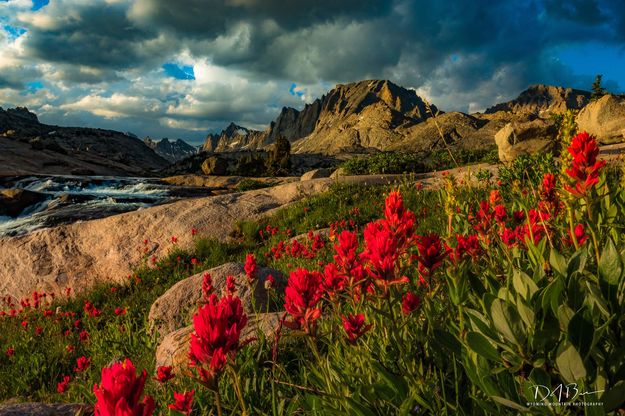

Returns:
0,107,169,177
144,137,197,162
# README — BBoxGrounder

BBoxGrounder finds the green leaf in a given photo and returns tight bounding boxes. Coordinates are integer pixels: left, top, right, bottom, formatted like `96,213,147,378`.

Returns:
466,332,500,361
432,329,462,356
584,281,611,318
512,269,539,300
490,298,526,346
602,380,625,412
540,278,564,316
567,310,593,359
567,247,588,276
555,342,587,384
549,248,567,277
370,361,408,399
516,299,535,331
490,395,529,412
598,238,622,286
557,304,574,331
598,238,623,303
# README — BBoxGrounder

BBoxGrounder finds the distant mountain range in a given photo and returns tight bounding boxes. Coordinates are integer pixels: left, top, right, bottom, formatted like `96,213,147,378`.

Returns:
201,81,591,155
0,80,595,177
144,137,198,163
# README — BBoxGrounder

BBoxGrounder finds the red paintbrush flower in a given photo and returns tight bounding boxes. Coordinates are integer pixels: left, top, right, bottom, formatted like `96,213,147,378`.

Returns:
74,356,91,373
93,359,155,416
341,313,372,344
57,375,71,394
415,232,449,276
402,292,421,315
564,132,605,198
189,294,248,385
284,268,323,333
168,390,194,415
154,366,174,383
244,254,257,283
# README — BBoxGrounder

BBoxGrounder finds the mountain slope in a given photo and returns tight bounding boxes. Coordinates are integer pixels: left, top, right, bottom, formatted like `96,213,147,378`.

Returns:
485,85,591,115
0,107,169,177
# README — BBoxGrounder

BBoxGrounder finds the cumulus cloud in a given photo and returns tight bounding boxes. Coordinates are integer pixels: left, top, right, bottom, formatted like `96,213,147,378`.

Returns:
0,0,623,144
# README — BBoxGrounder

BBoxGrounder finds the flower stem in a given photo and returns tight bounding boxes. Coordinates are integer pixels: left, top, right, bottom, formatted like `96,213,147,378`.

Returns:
214,388,223,416
229,366,248,416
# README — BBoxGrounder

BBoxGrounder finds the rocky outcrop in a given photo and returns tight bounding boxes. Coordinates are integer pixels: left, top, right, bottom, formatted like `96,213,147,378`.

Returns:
200,80,438,155
148,262,283,340
485,85,590,116
155,312,285,371
576,94,625,144
0,107,168,177
494,118,558,163
201,156,229,175
203,123,266,152
301,168,333,181
0,179,333,302
0,189,48,217
144,137,197,162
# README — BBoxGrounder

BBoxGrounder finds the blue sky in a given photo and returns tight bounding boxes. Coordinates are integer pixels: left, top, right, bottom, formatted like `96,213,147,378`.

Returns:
0,0,624,144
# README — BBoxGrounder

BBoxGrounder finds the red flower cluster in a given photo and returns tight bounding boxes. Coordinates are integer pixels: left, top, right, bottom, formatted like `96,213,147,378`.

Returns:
93,359,155,416
189,294,248,384
564,132,605,198
414,233,449,277
244,254,257,282
284,268,324,333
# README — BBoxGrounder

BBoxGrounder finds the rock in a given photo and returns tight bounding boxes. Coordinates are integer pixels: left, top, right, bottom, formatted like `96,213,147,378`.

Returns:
70,168,96,176
155,312,285,371
149,263,283,340
576,94,625,144
0,403,92,416
0,189,48,217
0,179,333,302
486,85,590,116
201,156,229,175
494,119,557,163
330,167,346,179
300,168,333,181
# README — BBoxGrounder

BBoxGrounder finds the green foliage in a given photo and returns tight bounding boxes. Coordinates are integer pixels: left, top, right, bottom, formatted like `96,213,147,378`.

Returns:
235,178,276,192
497,152,558,191
341,148,498,176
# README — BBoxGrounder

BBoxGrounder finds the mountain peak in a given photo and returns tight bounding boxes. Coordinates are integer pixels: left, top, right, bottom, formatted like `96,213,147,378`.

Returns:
485,84,591,115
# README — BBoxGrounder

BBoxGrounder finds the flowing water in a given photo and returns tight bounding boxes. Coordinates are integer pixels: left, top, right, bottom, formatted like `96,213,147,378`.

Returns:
0,175,213,236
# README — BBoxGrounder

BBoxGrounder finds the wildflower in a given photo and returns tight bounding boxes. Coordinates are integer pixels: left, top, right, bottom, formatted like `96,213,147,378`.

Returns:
191,228,198,236
202,273,214,301
244,254,257,282
6,347,14,357
21,320,28,328
171,236,178,244
564,132,605,198
79,330,89,342
402,292,421,315
189,294,248,386
284,268,323,333
154,366,174,383
415,233,449,276
74,356,91,373
489,189,503,206
322,263,345,299
450,234,482,263
114,307,127,316
93,359,155,416
382,190,416,246
226,276,236,295
333,230,359,272
565,223,589,246
360,222,406,289
341,314,373,344
57,375,71,394
168,390,194,416
493,205,507,224
500,227,519,247
35,326,44,335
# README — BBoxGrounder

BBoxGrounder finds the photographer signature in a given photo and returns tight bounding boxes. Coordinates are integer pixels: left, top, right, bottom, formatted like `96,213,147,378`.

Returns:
529,383,604,403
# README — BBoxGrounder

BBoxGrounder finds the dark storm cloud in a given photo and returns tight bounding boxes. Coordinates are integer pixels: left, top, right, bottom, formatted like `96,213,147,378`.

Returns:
3,0,624,141
21,1,165,71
